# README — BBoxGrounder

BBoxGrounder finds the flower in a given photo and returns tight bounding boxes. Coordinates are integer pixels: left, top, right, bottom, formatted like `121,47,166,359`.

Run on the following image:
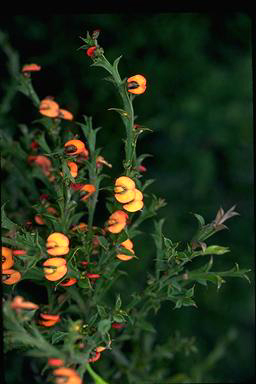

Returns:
67,162,78,178
88,351,101,363
76,147,89,162
28,155,55,181
38,313,60,327
71,222,88,232
111,322,125,329
1,246,14,269
2,269,21,285
86,46,97,57
70,183,84,191
86,273,101,279
48,358,64,367
64,139,86,155
53,367,82,384
127,74,146,95
39,97,60,118
106,210,128,234
114,176,136,204
11,296,39,311
22,63,41,77
123,188,144,212
43,257,67,281
117,239,135,261
35,207,58,226
138,164,147,172
30,140,39,151
79,184,96,202
58,109,74,121
46,233,70,256
60,278,77,287
12,249,27,256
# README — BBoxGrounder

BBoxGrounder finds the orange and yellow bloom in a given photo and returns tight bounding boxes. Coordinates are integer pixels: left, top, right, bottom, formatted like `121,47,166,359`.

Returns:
43,257,67,281
11,296,39,311
106,210,128,234
38,313,60,327
2,269,22,285
2,246,14,269
114,176,144,212
127,74,146,95
79,184,96,202
64,140,86,156
53,367,82,384
117,239,135,261
46,233,70,256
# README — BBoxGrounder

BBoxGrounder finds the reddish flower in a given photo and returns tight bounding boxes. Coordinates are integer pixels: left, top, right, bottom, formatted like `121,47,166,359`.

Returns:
70,183,84,191
111,322,125,329
12,249,27,256
88,351,101,363
38,313,60,327
60,278,77,287
30,140,39,150
86,46,97,57
48,358,64,367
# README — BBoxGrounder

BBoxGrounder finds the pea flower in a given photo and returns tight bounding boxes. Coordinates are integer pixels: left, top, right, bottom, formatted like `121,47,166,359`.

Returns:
127,74,147,95
1,246,14,269
106,210,128,234
46,233,70,256
21,63,41,77
96,155,112,168
87,46,97,57
79,184,96,202
123,188,144,212
38,313,60,327
58,109,74,121
28,155,55,181
35,206,58,226
39,97,60,118
11,296,39,311
43,257,67,281
117,239,135,261
60,278,77,287
2,269,21,285
114,176,136,204
64,139,86,155
53,367,82,384
48,358,64,367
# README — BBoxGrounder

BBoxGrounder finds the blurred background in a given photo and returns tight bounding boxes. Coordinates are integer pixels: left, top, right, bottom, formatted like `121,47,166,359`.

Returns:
1,13,254,382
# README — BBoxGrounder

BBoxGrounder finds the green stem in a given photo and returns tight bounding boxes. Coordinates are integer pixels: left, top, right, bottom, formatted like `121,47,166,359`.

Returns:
85,363,110,384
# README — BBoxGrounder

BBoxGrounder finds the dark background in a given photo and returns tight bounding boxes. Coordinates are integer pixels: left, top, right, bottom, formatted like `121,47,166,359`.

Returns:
1,13,254,382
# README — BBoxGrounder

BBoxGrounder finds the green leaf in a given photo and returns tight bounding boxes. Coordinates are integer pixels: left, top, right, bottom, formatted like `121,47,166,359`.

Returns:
97,319,111,335
191,212,205,227
1,204,18,230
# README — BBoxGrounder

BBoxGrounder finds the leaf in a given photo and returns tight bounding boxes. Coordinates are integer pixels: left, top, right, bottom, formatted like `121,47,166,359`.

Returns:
97,319,111,335
1,204,18,230
115,294,122,311
52,331,67,344
137,319,156,333
191,212,205,227
113,55,122,74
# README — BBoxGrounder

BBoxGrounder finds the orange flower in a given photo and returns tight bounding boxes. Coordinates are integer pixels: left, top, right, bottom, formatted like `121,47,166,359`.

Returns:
117,239,135,261
123,188,144,212
114,176,136,204
48,358,64,367
38,313,60,327
39,97,60,118
71,222,88,232
1,246,14,269
79,184,96,202
43,257,67,281
2,269,21,285
35,207,58,226
67,162,78,178
127,74,146,95
28,155,54,181
60,278,77,287
106,210,128,234
95,345,107,353
64,139,86,156
22,63,41,76
46,233,70,256
59,109,74,121
53,367,82,384
11,296,39,311
76,147,89,162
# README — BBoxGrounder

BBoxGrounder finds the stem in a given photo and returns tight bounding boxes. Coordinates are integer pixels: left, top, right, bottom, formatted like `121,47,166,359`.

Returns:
85,363,110,384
